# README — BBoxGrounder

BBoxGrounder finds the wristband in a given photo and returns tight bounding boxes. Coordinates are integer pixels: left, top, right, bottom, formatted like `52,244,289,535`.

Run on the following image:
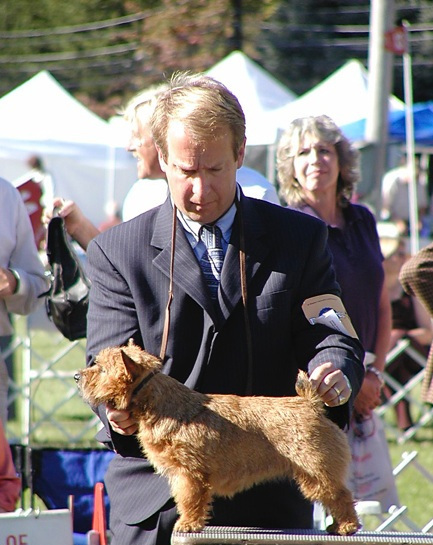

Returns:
8,268,20,295
366,365,385,387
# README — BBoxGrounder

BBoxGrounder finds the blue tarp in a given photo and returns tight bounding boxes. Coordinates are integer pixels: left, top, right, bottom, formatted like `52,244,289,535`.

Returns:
342,101,433,146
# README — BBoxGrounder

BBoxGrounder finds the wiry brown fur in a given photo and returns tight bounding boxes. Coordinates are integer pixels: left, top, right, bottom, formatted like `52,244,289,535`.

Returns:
76,339,360,535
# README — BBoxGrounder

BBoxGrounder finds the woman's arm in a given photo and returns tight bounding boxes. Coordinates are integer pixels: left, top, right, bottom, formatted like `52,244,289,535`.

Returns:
374,282,393,373
354,282,391,416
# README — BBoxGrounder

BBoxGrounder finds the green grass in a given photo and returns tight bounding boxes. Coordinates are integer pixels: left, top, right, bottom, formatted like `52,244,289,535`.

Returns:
386,431,433,529
6,317,433,527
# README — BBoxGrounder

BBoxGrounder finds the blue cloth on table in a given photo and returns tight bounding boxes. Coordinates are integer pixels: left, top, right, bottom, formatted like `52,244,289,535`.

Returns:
32,448,114,536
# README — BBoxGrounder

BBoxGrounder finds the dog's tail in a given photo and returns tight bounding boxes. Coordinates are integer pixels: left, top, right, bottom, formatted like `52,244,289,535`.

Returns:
295,370,323,410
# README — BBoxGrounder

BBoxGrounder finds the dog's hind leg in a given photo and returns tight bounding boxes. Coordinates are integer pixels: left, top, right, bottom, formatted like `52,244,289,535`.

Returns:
293,471,360,536
171,472,213,533
322,485,360,536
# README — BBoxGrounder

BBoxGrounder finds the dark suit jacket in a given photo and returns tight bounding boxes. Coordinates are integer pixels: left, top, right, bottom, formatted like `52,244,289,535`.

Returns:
85,193,365,528
400,241,433,403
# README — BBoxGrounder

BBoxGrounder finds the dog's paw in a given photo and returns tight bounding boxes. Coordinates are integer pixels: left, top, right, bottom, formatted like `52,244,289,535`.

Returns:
326,520,360,536
173,519,205,533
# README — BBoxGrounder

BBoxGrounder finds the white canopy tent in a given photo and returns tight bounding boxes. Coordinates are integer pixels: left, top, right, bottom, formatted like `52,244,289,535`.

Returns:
270,59,405,132
206,50,297,146
0,71,136,226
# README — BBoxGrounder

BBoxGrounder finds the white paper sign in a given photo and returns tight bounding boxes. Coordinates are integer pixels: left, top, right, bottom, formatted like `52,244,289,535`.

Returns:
0,509,73,545
302,293,359,339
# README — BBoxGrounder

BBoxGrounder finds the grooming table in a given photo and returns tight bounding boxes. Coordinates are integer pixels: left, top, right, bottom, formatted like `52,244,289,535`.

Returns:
172,527,433,545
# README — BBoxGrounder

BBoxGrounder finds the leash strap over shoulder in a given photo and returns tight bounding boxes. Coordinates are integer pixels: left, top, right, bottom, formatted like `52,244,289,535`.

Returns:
159,204,177,361
235,196,253,395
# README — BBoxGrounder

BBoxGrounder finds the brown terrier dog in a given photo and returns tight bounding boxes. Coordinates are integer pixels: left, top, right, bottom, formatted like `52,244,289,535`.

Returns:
75,339,360,536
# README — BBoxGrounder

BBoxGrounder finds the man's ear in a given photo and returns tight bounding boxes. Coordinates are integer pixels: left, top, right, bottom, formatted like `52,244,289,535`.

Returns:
236,137,246,168
157,146,168,173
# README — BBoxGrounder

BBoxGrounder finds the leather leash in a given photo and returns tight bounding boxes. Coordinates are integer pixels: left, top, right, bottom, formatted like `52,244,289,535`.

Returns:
235,197,254,394
159,204,177,361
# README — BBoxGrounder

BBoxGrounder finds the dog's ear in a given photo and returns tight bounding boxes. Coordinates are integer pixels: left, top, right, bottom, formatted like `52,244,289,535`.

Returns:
120,349,140,380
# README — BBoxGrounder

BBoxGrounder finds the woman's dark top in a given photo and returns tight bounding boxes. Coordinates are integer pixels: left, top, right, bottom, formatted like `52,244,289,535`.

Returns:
296,203,384,352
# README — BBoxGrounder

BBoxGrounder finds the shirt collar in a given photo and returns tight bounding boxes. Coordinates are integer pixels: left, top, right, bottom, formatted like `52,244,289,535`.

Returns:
175,186,239,246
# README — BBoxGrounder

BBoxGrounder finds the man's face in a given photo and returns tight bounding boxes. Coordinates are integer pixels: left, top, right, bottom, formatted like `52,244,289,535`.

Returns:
127,121,164,180
158,120,245,224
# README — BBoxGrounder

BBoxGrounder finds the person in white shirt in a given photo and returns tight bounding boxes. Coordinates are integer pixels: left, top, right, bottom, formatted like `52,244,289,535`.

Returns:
121,85,169,221
236,165,280,205
0,177,48,423
381,156,428,235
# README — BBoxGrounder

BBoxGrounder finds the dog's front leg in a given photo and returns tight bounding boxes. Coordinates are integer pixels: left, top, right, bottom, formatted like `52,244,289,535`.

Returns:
171,472,213,533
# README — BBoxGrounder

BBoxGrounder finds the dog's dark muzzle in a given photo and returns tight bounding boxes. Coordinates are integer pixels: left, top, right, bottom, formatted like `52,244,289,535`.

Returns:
74,372,81,384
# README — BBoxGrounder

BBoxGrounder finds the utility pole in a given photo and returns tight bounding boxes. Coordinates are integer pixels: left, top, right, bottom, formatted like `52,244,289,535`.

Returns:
365,0,396,216
231,0,243,51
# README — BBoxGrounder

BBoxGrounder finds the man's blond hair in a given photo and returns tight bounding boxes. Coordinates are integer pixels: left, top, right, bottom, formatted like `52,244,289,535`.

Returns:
150,72,246,161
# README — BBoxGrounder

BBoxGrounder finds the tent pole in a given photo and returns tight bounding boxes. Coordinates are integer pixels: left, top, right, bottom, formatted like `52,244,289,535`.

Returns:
402,21,419,255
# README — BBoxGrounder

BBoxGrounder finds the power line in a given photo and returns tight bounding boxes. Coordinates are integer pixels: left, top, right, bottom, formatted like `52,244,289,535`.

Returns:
0,5,431,104
0,43,138,63
257,22,432,34
0,11,152,38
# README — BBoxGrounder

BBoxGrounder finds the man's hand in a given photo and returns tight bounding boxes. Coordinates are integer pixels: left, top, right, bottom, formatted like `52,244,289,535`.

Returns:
0,267,17,298
106,404,138,436
309,362,352,407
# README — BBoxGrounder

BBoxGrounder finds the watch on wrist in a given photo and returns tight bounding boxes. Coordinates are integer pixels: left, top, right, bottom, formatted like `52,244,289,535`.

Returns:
366,365,385,387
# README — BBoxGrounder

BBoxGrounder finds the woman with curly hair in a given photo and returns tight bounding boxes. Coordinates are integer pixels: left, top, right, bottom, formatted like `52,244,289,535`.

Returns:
277,115,397,509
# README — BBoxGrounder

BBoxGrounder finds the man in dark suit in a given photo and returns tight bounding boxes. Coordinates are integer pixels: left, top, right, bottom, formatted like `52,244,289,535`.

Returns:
85,72,365,545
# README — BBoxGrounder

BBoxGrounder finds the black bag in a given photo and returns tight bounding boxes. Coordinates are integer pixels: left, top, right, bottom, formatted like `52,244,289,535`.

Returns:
44,212,90,341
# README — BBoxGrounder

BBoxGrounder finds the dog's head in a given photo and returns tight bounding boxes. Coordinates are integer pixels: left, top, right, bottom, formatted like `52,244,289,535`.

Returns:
75,339,162,409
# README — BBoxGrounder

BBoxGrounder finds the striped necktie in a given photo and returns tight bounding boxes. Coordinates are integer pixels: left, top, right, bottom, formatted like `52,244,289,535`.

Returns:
199,224,224,300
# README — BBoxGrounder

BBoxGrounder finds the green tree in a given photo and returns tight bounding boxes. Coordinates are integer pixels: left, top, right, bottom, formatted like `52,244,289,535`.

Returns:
0,0,267,117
